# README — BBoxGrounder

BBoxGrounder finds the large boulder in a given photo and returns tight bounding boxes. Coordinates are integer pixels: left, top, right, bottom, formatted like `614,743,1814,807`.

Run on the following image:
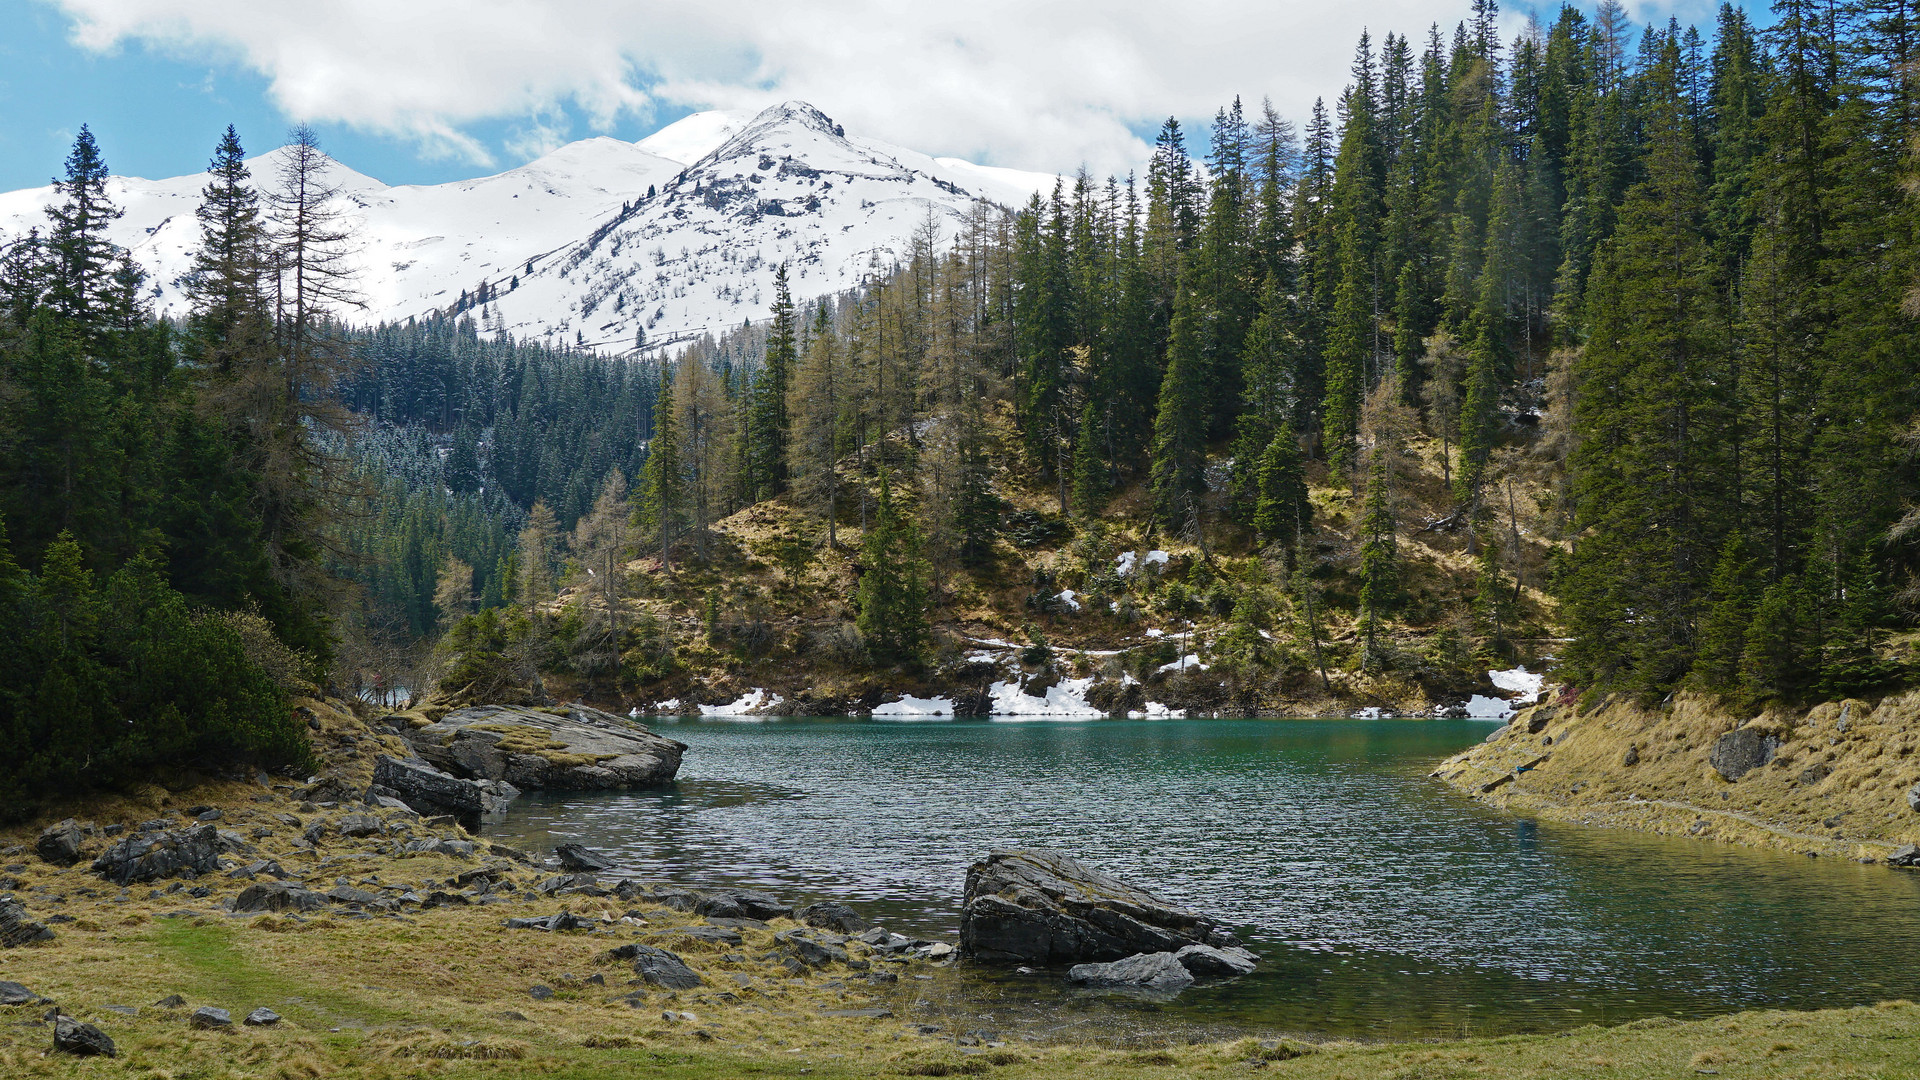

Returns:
1174,943,1258,978
370,756,519,829
90,824,222,885
959,849,1241,965
1066,951,1194,991
400,704,685,791
36,819,87,866
1709,727,1780,782
0,898,54,947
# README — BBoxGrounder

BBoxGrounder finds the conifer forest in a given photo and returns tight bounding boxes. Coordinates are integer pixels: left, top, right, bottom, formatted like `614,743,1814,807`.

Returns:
2,0,1919,806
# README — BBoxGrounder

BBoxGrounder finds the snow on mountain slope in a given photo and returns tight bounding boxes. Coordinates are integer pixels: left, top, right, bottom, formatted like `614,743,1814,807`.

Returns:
0,102,1055,351
487,101,1057,352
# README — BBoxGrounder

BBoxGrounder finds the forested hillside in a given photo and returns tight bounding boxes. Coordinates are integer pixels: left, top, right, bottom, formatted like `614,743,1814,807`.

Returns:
2,1,1918,811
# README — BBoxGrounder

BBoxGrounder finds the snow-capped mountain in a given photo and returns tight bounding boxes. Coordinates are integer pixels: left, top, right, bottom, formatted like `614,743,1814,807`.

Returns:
0,102,1054,353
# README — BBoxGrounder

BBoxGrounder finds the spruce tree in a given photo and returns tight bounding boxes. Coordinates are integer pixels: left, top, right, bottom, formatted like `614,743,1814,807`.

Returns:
1251,423,1309,552
634,368,684,569
856,475,928,665
1357,447,1399,668
1149,296,1207,526
186,126,269,375
43,126,123,332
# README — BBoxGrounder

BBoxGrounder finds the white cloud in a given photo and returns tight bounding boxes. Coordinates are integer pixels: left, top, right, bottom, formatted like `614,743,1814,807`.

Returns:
42,0,1721,174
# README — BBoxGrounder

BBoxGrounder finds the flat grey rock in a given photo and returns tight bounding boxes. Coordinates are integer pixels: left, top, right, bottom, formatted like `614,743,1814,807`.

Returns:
1067,950,1195,991
190,1006,232,1028
402,704,685,792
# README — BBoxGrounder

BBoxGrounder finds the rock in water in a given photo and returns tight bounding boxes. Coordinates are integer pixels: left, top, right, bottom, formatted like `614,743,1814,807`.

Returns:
1709,727,1779,782
1066,951,1195,991
244,1007,280,1026
959,849,1240,965
554,843,615,872
232,882,328,913
52,1016,115,1057
797,902,869,933
400,703,685,791
36,819,86,866
1173,943,1258,977
0,897,55,947
370,756,519,829
619,944,704,990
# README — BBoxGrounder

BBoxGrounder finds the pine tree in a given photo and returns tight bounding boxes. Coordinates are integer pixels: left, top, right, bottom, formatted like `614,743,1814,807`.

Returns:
1356,447,1399,668
1252,423,1309,552
1069,399,1107,517
855,475,928,665
1149,295,1207,526
634,367,684,569
185,126,269,375
43,126,123,332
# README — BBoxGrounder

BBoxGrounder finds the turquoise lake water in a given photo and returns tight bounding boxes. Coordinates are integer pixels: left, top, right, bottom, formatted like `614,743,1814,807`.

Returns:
482,717,1920,1041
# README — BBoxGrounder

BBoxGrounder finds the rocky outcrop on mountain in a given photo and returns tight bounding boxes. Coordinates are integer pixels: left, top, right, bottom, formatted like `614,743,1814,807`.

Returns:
395,704,684,791
958,849,1243,965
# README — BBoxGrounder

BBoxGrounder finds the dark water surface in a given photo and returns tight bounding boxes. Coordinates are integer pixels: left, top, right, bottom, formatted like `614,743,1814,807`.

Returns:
482,717,1920,1041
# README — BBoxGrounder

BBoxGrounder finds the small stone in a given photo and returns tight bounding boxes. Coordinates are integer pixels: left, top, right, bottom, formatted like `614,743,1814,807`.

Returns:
152,994,187,1008
244,1007,281,1026
796,901,869,933
554,844,616,872
0,980,46,1005
336,814,382,838
190,1006,233,1028
53,1015,116,1057
527,985,554,1001
195,809,224,822
1622,745,1640,767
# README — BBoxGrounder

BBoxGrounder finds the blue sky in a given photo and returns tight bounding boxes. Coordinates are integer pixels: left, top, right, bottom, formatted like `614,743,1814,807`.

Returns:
2,0,1753,192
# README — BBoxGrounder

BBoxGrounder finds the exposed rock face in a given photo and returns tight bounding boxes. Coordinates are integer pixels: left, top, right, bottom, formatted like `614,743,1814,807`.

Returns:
36,819,86,865
53,1016,116,1057
0,980,46,1005
959,849,1240,965
90,824,222,885
1066,951,1195,991
1709,727,1780,781
0,897,55,947
370,756,519,828
400,704,685,791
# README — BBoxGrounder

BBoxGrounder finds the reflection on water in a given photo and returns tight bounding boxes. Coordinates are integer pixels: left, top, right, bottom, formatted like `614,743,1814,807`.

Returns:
483,717,1920,1040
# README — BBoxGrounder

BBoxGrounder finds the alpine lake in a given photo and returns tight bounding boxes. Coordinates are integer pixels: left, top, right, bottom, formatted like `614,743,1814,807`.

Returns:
481,716,1920,1045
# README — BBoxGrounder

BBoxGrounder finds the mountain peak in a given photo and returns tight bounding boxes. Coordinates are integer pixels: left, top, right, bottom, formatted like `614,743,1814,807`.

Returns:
697,101,847,167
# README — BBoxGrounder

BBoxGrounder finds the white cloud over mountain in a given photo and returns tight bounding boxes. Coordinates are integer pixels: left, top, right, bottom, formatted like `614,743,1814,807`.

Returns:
39,0,1725,176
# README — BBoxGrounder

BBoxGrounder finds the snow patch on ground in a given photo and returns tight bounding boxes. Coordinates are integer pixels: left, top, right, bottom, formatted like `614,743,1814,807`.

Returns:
1156,654,1209,674
963,650,1004,664
1489,666,1544,705
987,678,1105,719
1114,550,1171,576
871,695,955,719
1464,695,1516,719
1055,589,1081,612
1128,701,1187,719
1145,628,1165,638
701,689,776,717
1353,706,1388,719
